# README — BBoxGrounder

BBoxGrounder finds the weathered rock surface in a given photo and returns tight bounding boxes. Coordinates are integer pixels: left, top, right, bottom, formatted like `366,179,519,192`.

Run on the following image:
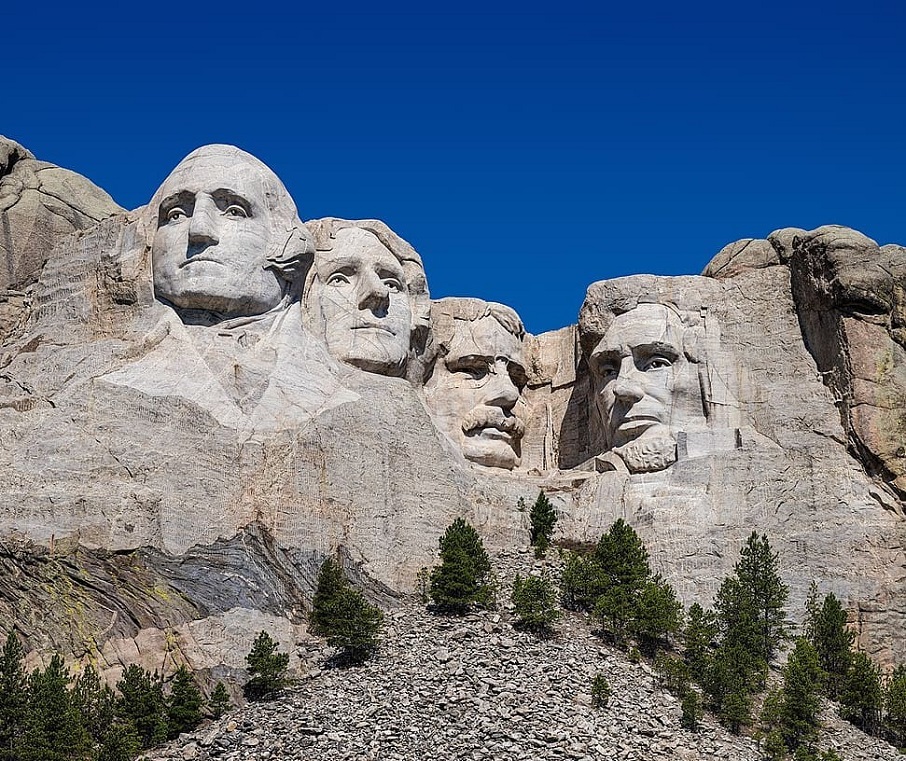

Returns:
0,136,122,290
0,142,903,692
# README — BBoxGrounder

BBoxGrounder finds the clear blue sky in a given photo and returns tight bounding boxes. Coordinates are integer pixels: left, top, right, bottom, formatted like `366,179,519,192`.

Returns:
4,2,904,333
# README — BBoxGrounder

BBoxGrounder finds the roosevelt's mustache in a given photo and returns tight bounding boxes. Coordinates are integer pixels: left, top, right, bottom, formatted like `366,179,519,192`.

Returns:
461,408,526,440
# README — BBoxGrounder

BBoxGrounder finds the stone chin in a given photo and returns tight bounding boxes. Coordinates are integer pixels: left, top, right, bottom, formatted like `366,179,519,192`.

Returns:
460,427,522,470
331,339,408,377
613,432,677,473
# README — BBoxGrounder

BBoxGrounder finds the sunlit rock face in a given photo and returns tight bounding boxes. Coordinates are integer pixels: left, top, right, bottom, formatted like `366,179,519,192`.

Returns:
0,138,903,679
148,144,313,323
425,298,527,470
302,218,431,379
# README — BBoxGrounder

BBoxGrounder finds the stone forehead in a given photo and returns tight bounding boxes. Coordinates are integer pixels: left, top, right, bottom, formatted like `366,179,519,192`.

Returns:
578,275,709,358
145,144,300,232
430,297,525,348
597,303,684,351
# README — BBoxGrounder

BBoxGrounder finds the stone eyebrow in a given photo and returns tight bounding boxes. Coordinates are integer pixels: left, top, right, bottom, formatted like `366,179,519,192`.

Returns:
632,341,680,359
157,190,195,225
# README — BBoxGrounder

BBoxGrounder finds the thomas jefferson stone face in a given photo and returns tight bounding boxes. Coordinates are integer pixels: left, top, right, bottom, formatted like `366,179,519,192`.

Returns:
590,303,702,462
425,311,526,470
307,227,413,376
151,148,288,319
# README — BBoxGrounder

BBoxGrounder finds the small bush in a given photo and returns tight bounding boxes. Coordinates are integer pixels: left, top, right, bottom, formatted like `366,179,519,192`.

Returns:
511,573,560,635
591,673,611,708
207,682,231,719
680,690,701,732
429,518,495,613
310,558,383,666
560,551,606,612
165,666,203,739
654,653,691,697
243,631,290,701
528,491,557,556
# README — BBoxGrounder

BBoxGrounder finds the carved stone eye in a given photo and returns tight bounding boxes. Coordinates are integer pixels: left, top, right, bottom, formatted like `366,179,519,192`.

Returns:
383,277,403,293
642,356,672,371
166,207,187,223
327,272,350,286
224,205,248,219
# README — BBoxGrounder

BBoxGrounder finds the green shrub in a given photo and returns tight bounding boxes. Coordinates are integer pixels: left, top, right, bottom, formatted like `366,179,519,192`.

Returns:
243,631,290,701
429,518,495,613
511,573,560,635
839,651,882,735
591,673,611,708
310,558,383,666
207,681,231,720
165,665,203,739
634,575,683,654
654,653,690,697
560,551,606,612
680,690,701,732
115,664,167,749
528,491,557,556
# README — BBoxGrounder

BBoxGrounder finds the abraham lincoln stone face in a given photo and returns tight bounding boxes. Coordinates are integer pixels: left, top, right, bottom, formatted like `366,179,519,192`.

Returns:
589,303,705,472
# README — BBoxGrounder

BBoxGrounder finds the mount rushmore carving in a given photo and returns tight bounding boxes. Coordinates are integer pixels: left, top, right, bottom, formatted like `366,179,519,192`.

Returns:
0,135,903,677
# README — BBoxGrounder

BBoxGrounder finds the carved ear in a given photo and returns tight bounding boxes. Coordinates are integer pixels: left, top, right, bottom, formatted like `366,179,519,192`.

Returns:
266,225,315,281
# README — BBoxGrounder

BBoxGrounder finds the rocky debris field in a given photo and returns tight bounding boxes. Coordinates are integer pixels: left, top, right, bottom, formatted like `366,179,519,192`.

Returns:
143,549,902,761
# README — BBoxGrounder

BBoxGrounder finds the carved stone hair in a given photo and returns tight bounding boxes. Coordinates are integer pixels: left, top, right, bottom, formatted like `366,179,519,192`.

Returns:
430,297,526,357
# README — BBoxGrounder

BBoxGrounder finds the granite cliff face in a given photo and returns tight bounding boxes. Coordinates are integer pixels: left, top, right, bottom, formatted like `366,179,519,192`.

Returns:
0,137,903,684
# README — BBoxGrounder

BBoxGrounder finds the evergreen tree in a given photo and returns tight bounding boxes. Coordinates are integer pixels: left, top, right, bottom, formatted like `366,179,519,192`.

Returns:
776,638,823,753
72,663,116,746
594,519,650,590
808,592,853,699
680,690,701,732
884,664,906,750
511,573,560,635
528,490,557,555
735,532,789,663
18,654,92,761
591,519,650,644
310,558,384,666
0,631,27,761
429,518,494,613
683,603,718,685
115,664,168,748
166,665,204,739
839,651,883,735
208,682,231,720
243,631,290,701
634,574,683,654
559,551,606,612
97,720,141,761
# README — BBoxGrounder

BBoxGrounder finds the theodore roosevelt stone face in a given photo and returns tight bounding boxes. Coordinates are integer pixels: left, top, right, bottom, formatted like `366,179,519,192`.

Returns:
425,299,527,470
150,145,304,320
589,303,703,471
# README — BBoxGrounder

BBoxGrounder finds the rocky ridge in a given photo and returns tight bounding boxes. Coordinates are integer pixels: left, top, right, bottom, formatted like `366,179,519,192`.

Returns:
143,549,902,761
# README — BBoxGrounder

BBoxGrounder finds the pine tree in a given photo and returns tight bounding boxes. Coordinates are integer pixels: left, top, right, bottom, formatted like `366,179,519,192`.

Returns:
776,638,823,753
208,682,231,720
808,592,853,699
0,631,27,761
634,574,683,654
115,664,168,748
528,490,557,555
684,603,718,685
97,720,141,761
884,664,906,750
72,663,116,746
166,665,204,739
511,573,560,634
429,518,494,613
839,651,883,735
594,519,650,591
592,519,650,644
735,532,789,663
310,558,383,666
243,631,290,701
18,654,93,761
559,551,606,612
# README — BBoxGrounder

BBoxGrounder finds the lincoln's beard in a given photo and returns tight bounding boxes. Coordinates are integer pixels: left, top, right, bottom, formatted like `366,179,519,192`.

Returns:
614,432,677,473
